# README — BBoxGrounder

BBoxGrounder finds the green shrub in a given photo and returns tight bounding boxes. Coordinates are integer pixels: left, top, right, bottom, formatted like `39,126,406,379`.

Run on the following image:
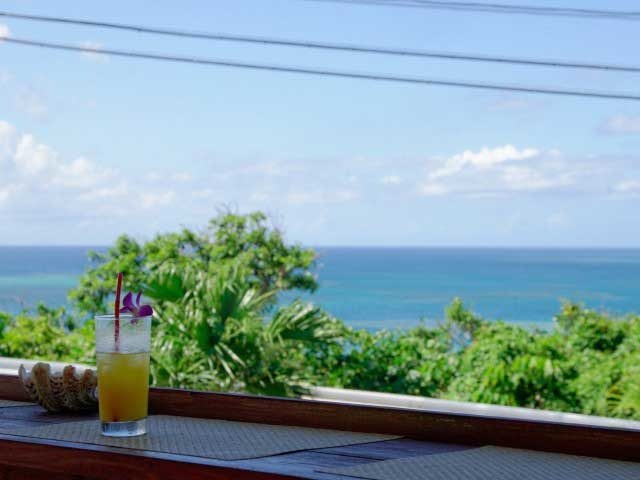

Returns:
0,305,94,364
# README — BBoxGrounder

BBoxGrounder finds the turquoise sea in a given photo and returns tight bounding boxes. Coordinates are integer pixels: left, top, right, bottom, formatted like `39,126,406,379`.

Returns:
1,247,639,330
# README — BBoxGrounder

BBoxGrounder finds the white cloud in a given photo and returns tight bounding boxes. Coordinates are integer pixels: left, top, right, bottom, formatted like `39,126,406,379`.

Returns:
79,41,109,63
601,115,640,135
0,121,185,225
429,145,539,180
0,24,10,40
13,133,57,175
382,175,402,185
419,145,578,197
0,122,113,191
3,132,111,189
2,121,637,245
55,157,113,188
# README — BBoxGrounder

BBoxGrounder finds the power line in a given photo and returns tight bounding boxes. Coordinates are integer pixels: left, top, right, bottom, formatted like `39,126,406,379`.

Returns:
1,11,639,74
405,0,640,18
4,36,640,101
304,0,640,20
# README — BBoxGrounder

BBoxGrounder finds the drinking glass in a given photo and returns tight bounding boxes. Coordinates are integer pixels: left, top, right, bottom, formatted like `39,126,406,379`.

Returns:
95,314,151,437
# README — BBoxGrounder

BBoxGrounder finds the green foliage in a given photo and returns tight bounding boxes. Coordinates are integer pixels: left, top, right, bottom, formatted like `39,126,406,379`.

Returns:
446,322,577,411
296,299,639,418
147,261,341,396
1,212,639,420
0,305,94,364
68,211,317,316
564,307,640,419
445,297,484,342
208,212,318,294
556,303,626,352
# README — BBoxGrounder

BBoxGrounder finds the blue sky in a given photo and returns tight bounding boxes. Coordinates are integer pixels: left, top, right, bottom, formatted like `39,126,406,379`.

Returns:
0,0,639,246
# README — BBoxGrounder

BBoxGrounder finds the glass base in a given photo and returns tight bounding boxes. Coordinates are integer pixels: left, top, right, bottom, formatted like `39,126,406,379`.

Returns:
101,418,146,437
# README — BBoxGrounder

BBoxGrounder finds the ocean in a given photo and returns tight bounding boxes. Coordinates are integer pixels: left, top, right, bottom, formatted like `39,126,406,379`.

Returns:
1,246,639,330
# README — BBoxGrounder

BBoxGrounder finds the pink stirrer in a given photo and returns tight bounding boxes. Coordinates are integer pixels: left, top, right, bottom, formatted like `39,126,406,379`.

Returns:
114,272,123,350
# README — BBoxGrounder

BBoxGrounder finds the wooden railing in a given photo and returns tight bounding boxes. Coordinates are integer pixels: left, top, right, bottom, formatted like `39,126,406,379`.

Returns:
1,373,639,462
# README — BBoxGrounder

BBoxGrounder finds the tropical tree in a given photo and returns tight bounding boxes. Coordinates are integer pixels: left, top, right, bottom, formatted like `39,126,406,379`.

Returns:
148,262,342,395
69,211,318,316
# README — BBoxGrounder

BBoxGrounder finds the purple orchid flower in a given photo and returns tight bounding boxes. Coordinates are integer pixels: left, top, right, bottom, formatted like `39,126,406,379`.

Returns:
120,291,153,321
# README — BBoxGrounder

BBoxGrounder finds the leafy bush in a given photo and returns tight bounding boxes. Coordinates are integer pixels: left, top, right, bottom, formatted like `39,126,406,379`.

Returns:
0,305,93,364
296,321,457,398
446,322,577,411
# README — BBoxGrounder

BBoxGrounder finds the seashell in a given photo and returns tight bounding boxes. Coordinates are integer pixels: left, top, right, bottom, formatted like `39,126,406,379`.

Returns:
19,362,98,413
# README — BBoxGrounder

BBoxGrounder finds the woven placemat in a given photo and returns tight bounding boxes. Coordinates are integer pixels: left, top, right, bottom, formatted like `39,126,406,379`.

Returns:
0,399,35,408
323,446,640,480
0,415,398,461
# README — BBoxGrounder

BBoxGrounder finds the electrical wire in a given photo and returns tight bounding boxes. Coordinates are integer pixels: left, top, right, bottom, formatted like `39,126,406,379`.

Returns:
4,36,640,101
0,11,639,73
304,0,640,20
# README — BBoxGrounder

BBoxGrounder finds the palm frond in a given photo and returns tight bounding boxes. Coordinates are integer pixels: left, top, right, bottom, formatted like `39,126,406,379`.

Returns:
268,300,343,343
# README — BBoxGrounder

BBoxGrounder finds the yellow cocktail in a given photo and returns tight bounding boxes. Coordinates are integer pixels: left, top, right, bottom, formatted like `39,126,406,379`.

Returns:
95,313,151,437
97,352,150,423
